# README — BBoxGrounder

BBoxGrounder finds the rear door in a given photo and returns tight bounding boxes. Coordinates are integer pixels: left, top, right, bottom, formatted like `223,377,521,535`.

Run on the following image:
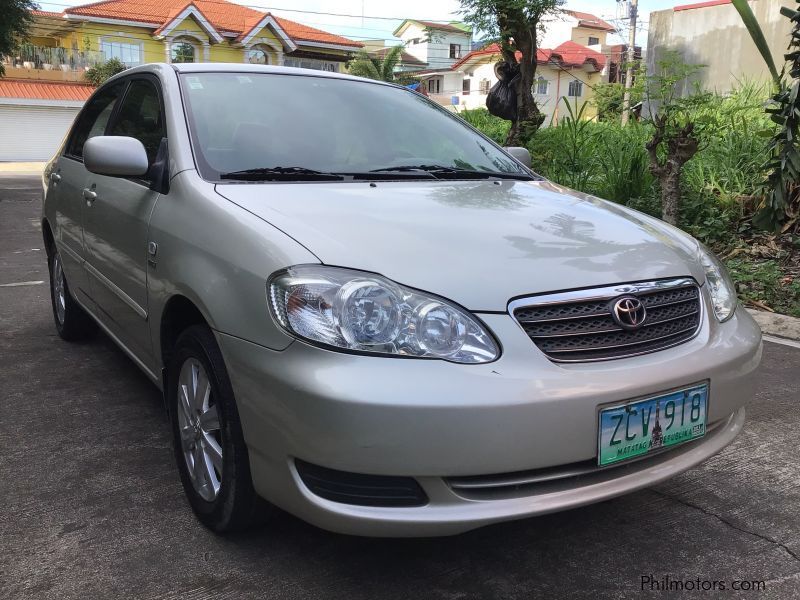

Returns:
82,75,166,370
50,82,125,306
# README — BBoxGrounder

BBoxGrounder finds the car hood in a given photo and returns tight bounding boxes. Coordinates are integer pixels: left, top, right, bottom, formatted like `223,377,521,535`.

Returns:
215,179,705,311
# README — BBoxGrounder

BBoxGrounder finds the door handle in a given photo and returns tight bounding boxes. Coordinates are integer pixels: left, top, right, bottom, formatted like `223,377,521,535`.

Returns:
82,187,97,204
50,173,61,183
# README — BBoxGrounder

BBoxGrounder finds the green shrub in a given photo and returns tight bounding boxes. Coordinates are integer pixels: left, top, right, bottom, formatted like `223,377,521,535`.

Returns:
457,108,510,144
726,258,800,316
85,58,126,86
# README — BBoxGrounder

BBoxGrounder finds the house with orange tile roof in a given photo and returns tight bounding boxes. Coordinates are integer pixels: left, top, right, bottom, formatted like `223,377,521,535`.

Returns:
411,41,607,126
0,0,362,160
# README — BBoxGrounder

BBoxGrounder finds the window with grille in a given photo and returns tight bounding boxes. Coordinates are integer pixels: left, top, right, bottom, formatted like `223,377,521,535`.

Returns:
568,80,583,97
534,77,549,95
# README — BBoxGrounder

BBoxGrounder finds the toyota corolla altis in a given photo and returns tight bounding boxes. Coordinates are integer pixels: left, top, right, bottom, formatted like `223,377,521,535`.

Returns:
42,63,762,536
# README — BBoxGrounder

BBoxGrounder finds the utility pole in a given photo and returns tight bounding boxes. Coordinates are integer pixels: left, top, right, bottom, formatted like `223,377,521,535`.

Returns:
620,0,638,126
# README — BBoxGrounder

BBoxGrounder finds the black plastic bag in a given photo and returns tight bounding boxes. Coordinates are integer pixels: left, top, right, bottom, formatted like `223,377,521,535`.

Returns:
486,61,520,121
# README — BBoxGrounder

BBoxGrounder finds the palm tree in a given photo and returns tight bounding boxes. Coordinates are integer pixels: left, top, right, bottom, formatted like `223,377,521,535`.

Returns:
347,45,404,82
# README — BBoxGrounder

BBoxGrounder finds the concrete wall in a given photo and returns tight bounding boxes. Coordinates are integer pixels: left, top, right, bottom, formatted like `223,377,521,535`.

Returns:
647,0,791,95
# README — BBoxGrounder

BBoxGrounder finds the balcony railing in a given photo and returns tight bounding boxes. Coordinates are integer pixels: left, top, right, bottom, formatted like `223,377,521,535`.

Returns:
2,44,105,72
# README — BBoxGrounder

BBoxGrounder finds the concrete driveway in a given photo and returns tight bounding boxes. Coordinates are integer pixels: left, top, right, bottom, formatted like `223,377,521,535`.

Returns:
2,174,799,599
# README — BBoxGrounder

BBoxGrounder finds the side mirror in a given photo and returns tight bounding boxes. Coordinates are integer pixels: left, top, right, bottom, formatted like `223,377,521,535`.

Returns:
505,146,531,169
84,136,149,178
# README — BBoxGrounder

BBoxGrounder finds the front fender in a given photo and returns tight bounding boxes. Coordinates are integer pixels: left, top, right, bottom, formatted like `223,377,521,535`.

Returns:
146,170,318,367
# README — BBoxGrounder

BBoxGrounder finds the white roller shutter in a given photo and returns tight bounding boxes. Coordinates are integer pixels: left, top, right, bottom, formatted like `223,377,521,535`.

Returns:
0,104,80,161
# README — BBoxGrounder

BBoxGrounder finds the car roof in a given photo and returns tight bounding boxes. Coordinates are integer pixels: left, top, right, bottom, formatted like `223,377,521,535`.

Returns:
117,62,390,86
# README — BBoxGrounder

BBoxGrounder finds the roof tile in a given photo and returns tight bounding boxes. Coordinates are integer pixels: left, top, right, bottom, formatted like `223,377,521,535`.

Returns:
64,0,361,47
564,10,616,32
451,41,605,72
0,79,95,102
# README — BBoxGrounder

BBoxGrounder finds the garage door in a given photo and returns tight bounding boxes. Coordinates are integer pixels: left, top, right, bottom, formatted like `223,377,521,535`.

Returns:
0,104,81,161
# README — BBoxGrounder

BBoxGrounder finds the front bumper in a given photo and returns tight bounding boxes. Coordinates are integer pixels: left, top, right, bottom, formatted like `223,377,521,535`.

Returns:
218,301,762,537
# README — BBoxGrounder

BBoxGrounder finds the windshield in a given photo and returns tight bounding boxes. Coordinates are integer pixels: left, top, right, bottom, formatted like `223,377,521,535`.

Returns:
180,72,531,181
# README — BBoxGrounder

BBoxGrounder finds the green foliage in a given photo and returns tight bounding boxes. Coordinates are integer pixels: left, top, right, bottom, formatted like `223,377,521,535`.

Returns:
457,0,563,44
0,0,37,77
726,258,800,316
457,108,510,144
528,117,656,208
347,45,404,83
458,0,564,144
592,83,626,122
593,63,646,122
85,57,127,87
731,0,781,86
523,83,770,229
731,0,800,230
171,42,194,63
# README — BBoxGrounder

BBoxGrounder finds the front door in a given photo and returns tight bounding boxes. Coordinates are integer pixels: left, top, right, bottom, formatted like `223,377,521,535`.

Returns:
52,82,126,306
82,76,167,371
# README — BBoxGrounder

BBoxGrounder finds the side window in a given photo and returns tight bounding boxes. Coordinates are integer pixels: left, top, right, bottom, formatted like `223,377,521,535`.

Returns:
66,82,124,159
108,79,166,166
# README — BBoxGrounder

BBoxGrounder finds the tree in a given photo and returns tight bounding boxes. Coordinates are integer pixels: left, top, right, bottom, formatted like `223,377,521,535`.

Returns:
85,57,127,86
171,42,194,64
347,45,404,82
732,0,799,232
0,0,37,77
459,0,563,145
593,62,645,122
643,52,710,225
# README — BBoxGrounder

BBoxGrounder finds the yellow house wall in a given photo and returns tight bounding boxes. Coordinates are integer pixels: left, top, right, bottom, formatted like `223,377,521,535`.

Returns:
571,27,608,46
29,15,354,66
72,22,166,63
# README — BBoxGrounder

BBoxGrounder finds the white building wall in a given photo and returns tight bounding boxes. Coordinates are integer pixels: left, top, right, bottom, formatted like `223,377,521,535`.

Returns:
398,22,471,70
539,16,578,49
451,60,589,127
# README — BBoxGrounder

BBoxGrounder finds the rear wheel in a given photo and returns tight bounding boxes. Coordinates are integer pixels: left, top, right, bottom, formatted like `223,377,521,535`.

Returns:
48,249,97,341
168,325,269,532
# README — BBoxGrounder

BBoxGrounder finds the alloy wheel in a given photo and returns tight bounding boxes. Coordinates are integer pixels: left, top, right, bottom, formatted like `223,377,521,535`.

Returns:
177,358,223,501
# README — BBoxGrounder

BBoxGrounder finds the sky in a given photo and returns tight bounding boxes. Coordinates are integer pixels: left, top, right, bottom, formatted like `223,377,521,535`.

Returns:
37,0,683,47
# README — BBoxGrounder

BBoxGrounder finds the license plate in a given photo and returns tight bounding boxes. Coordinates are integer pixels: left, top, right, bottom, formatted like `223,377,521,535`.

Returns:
598,383,708,466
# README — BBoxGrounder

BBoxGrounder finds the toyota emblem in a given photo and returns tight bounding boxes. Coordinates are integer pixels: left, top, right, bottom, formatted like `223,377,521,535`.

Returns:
611,296,647,330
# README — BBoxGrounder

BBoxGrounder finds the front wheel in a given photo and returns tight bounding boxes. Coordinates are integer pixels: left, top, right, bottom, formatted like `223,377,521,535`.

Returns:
168,325,269,532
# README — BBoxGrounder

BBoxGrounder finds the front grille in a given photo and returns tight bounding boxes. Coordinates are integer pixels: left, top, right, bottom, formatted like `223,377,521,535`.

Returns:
512,278,702,362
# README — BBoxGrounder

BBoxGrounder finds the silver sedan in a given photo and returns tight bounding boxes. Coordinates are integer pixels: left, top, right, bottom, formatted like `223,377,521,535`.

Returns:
42,63,762,536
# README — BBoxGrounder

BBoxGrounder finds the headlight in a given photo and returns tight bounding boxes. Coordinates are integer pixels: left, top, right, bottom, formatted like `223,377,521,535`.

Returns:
698,245,737,322
268,265,499,363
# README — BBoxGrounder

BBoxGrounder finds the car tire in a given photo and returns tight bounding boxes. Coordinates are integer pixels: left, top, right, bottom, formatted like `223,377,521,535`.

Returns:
168,324,269,532
48,248,97,341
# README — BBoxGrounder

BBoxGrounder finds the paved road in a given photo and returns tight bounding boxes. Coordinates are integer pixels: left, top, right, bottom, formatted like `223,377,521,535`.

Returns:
1,174,799,599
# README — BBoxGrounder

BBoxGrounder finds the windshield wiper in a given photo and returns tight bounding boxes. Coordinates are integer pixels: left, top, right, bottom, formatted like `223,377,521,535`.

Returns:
369,164,532,180
219,167,345,181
